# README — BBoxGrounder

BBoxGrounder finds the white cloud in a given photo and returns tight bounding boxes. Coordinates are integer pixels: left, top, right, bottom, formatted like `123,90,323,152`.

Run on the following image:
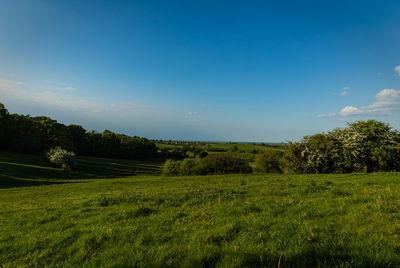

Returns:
395,65,400,76
318,89,400,117
343,86,351,90
370,88,400,108
187,111,199,116
340,91,352,96
338,106,361,116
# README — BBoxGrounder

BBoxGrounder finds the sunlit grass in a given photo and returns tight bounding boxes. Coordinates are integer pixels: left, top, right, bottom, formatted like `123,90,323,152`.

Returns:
1,154,400,267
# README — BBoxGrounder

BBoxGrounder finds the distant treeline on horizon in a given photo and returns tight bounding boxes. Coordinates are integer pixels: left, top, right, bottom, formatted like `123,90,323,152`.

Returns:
155,140,287,147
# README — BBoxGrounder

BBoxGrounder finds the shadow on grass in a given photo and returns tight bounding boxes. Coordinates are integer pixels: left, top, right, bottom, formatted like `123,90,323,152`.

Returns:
77,156,162,178
0,174,68,189
0,152,163,189
198,249,357,267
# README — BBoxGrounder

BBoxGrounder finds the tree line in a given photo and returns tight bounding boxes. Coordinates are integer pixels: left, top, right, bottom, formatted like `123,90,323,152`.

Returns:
1,102,399,173
163,120,400,175
0,103,157,159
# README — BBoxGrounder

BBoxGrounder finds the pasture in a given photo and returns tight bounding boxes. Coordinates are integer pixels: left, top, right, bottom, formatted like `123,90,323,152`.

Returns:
156,142,285,153
1,152,400,267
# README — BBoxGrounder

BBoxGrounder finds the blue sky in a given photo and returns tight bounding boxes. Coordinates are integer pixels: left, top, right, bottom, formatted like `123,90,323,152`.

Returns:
0,0,399,142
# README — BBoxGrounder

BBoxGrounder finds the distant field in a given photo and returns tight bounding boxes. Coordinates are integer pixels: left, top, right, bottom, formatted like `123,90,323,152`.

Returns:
156,142,285,153
1,152,400,267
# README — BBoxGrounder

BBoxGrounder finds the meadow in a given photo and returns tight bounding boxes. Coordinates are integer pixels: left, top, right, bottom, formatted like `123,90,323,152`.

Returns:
0,152,162,188
156,142,285,153
1,152,400,267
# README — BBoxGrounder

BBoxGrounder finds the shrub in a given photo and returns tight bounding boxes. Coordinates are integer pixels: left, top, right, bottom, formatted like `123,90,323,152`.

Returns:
194,153,252,175
47,146,76,170
254,150,284,173
283,120,400,174
162,160,181,176
180,158,198,175
162,153,252,176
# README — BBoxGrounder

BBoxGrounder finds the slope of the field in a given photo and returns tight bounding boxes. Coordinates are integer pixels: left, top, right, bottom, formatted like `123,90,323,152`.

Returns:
1,153,400,267
0,152,162,188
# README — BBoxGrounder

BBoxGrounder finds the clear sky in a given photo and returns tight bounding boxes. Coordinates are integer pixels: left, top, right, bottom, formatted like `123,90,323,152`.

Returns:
0,0,399,142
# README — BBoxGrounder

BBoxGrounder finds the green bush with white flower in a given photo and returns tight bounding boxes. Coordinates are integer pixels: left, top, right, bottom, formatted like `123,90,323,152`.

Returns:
47,147,76,170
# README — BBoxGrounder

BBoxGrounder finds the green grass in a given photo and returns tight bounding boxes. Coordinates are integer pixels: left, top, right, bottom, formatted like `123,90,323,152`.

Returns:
1,152,400,267
156,142,284,153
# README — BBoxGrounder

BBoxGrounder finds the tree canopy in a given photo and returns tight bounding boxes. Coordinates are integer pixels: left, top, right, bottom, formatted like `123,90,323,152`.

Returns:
284,120,400,173
0,103,157,159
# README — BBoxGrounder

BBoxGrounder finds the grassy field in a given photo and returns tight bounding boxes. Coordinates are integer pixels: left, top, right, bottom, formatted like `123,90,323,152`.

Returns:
156,142,285,153
0,152,162,188
1,153,400,267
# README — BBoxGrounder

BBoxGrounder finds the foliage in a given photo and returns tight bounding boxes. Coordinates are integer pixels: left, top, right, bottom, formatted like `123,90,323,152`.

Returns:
156,141,285,155
346,120,400,172
162,153,252,176
159,144,208,159
46,147,76,170
193,152,252,175
0,103,11,149
254,150,284,173
179,158,198,175
8,135,42,153
162,159,182,176
285,120,400,173
0,102,157,160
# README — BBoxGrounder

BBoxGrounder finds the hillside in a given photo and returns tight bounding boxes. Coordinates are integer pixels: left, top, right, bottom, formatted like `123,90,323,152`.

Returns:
1,152,400,267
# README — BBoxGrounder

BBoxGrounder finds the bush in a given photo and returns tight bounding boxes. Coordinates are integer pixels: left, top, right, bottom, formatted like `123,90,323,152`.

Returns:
194,153,252,175
180,158,198,175
254,150,284,173
47,147,76,170
162,153,252,176
162,160,181,176
283,120,400,174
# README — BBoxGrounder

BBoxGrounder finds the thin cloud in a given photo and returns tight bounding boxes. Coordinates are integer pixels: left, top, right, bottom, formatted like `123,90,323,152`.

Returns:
340,91,352,96
318,89,400,117
0,79,149,114
0,78,23,89
338,86,352,96
187,111,199,116
51,86,76,91
0,77,224,140
395,65,400,76
317,113,336,118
